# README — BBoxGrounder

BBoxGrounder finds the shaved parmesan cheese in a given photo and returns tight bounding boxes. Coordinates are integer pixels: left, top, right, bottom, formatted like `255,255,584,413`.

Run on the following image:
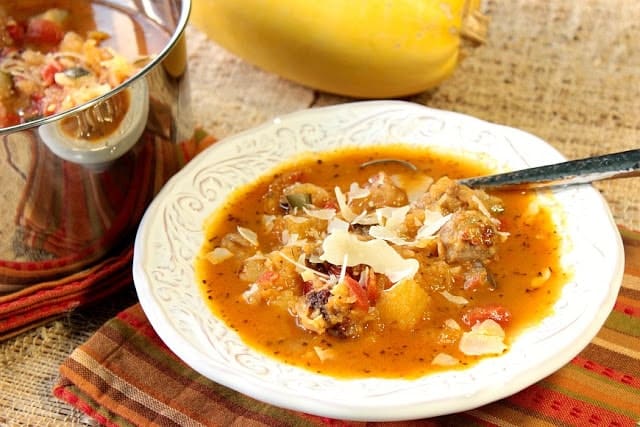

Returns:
368,208,451,248
368,205,411,245
471,194,501,226
237,226,259,246
205,247,233,264
348,182,370,200
338,254,348,285
327,217,350,234
471,194,492,219
278,251,330,280
314,346,336,362
300,269,316,282
286,215,309,224
404,175,435,203
303,207,336,220
281,230,293,245
320,229,418,283
530,266,552,289
262,215,276,232
440,290,469,305
281,232,308,248
376,205,410,229
444,318,461,330
415,211,452,240
432,353,459,366
459,319,507,356
242,283,261,304
351,211,378,225
368,225,412,246
334,186,357,222
308,254,323,264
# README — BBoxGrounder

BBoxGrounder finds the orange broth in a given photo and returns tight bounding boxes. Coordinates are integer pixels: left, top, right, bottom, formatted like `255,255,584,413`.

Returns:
196,145,570,379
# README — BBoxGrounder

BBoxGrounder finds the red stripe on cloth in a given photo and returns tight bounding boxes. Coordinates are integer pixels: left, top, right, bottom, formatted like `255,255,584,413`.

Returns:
613,300,639,318
571,355,640,388
0,273,131,334
53,383,121,427
115,307,169,349
507,383,636,426
0,247,132,313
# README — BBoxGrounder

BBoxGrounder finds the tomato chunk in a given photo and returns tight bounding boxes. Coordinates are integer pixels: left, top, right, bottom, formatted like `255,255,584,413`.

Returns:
41,61,63,86
462,304,511,326
26,18,64,45
6,20,25,44
344,275,368,309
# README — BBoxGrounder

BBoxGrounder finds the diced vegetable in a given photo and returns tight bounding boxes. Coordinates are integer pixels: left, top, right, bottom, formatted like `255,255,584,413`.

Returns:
377,279,430,330
63,66,91,79
41,61,63,86
286,193,311,208
5,20,24,43
461,305,511,327
26,18,64,45
343,275,368,309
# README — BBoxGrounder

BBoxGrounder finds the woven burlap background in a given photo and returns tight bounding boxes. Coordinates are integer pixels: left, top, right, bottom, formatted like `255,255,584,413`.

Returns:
1,0,638,424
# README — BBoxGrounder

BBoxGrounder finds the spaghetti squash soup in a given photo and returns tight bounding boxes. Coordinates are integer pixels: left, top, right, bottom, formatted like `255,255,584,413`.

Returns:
196,145,570,379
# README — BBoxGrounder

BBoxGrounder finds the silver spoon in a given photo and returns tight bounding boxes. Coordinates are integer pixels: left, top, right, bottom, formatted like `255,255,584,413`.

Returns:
458,148,640,189
361,149,640,190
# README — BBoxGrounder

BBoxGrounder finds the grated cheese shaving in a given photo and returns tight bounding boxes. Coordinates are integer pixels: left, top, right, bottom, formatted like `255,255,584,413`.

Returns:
368,208,451,247
432,353,460,366
278,251,330,280
459,319,507,356
444,318,461,330
529,266,552,289
303,207,336,220
347,182,370,200
415,211,452,240
314,346,336,362
242,283,261,304
320,229,419,283
237,226,259,246
376,205,411,229
285,215,308,224
327,217,350,234
334,186,357,222
440,290,469,305
350,211,378,225
262,215,276,232
368,225,413,246
205,247,233,264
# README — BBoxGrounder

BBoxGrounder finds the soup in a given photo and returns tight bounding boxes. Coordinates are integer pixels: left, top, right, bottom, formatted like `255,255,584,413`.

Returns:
196,145,570,379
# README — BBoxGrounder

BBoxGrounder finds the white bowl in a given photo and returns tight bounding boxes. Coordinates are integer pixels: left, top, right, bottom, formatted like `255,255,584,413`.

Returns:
133,100,623,421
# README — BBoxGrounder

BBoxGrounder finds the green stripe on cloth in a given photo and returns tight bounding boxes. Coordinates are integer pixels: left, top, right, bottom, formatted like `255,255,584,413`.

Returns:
538,368,639,419
605,310,640,337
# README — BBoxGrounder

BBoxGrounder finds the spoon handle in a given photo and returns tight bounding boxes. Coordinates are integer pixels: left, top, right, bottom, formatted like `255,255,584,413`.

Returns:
458,148,640,190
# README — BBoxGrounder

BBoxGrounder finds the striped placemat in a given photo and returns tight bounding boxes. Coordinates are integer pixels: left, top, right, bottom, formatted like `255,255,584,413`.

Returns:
52,229,640,426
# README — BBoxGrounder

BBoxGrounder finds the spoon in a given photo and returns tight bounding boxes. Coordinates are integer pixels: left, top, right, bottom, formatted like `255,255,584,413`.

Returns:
361,149,640,190
458,148,640,189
